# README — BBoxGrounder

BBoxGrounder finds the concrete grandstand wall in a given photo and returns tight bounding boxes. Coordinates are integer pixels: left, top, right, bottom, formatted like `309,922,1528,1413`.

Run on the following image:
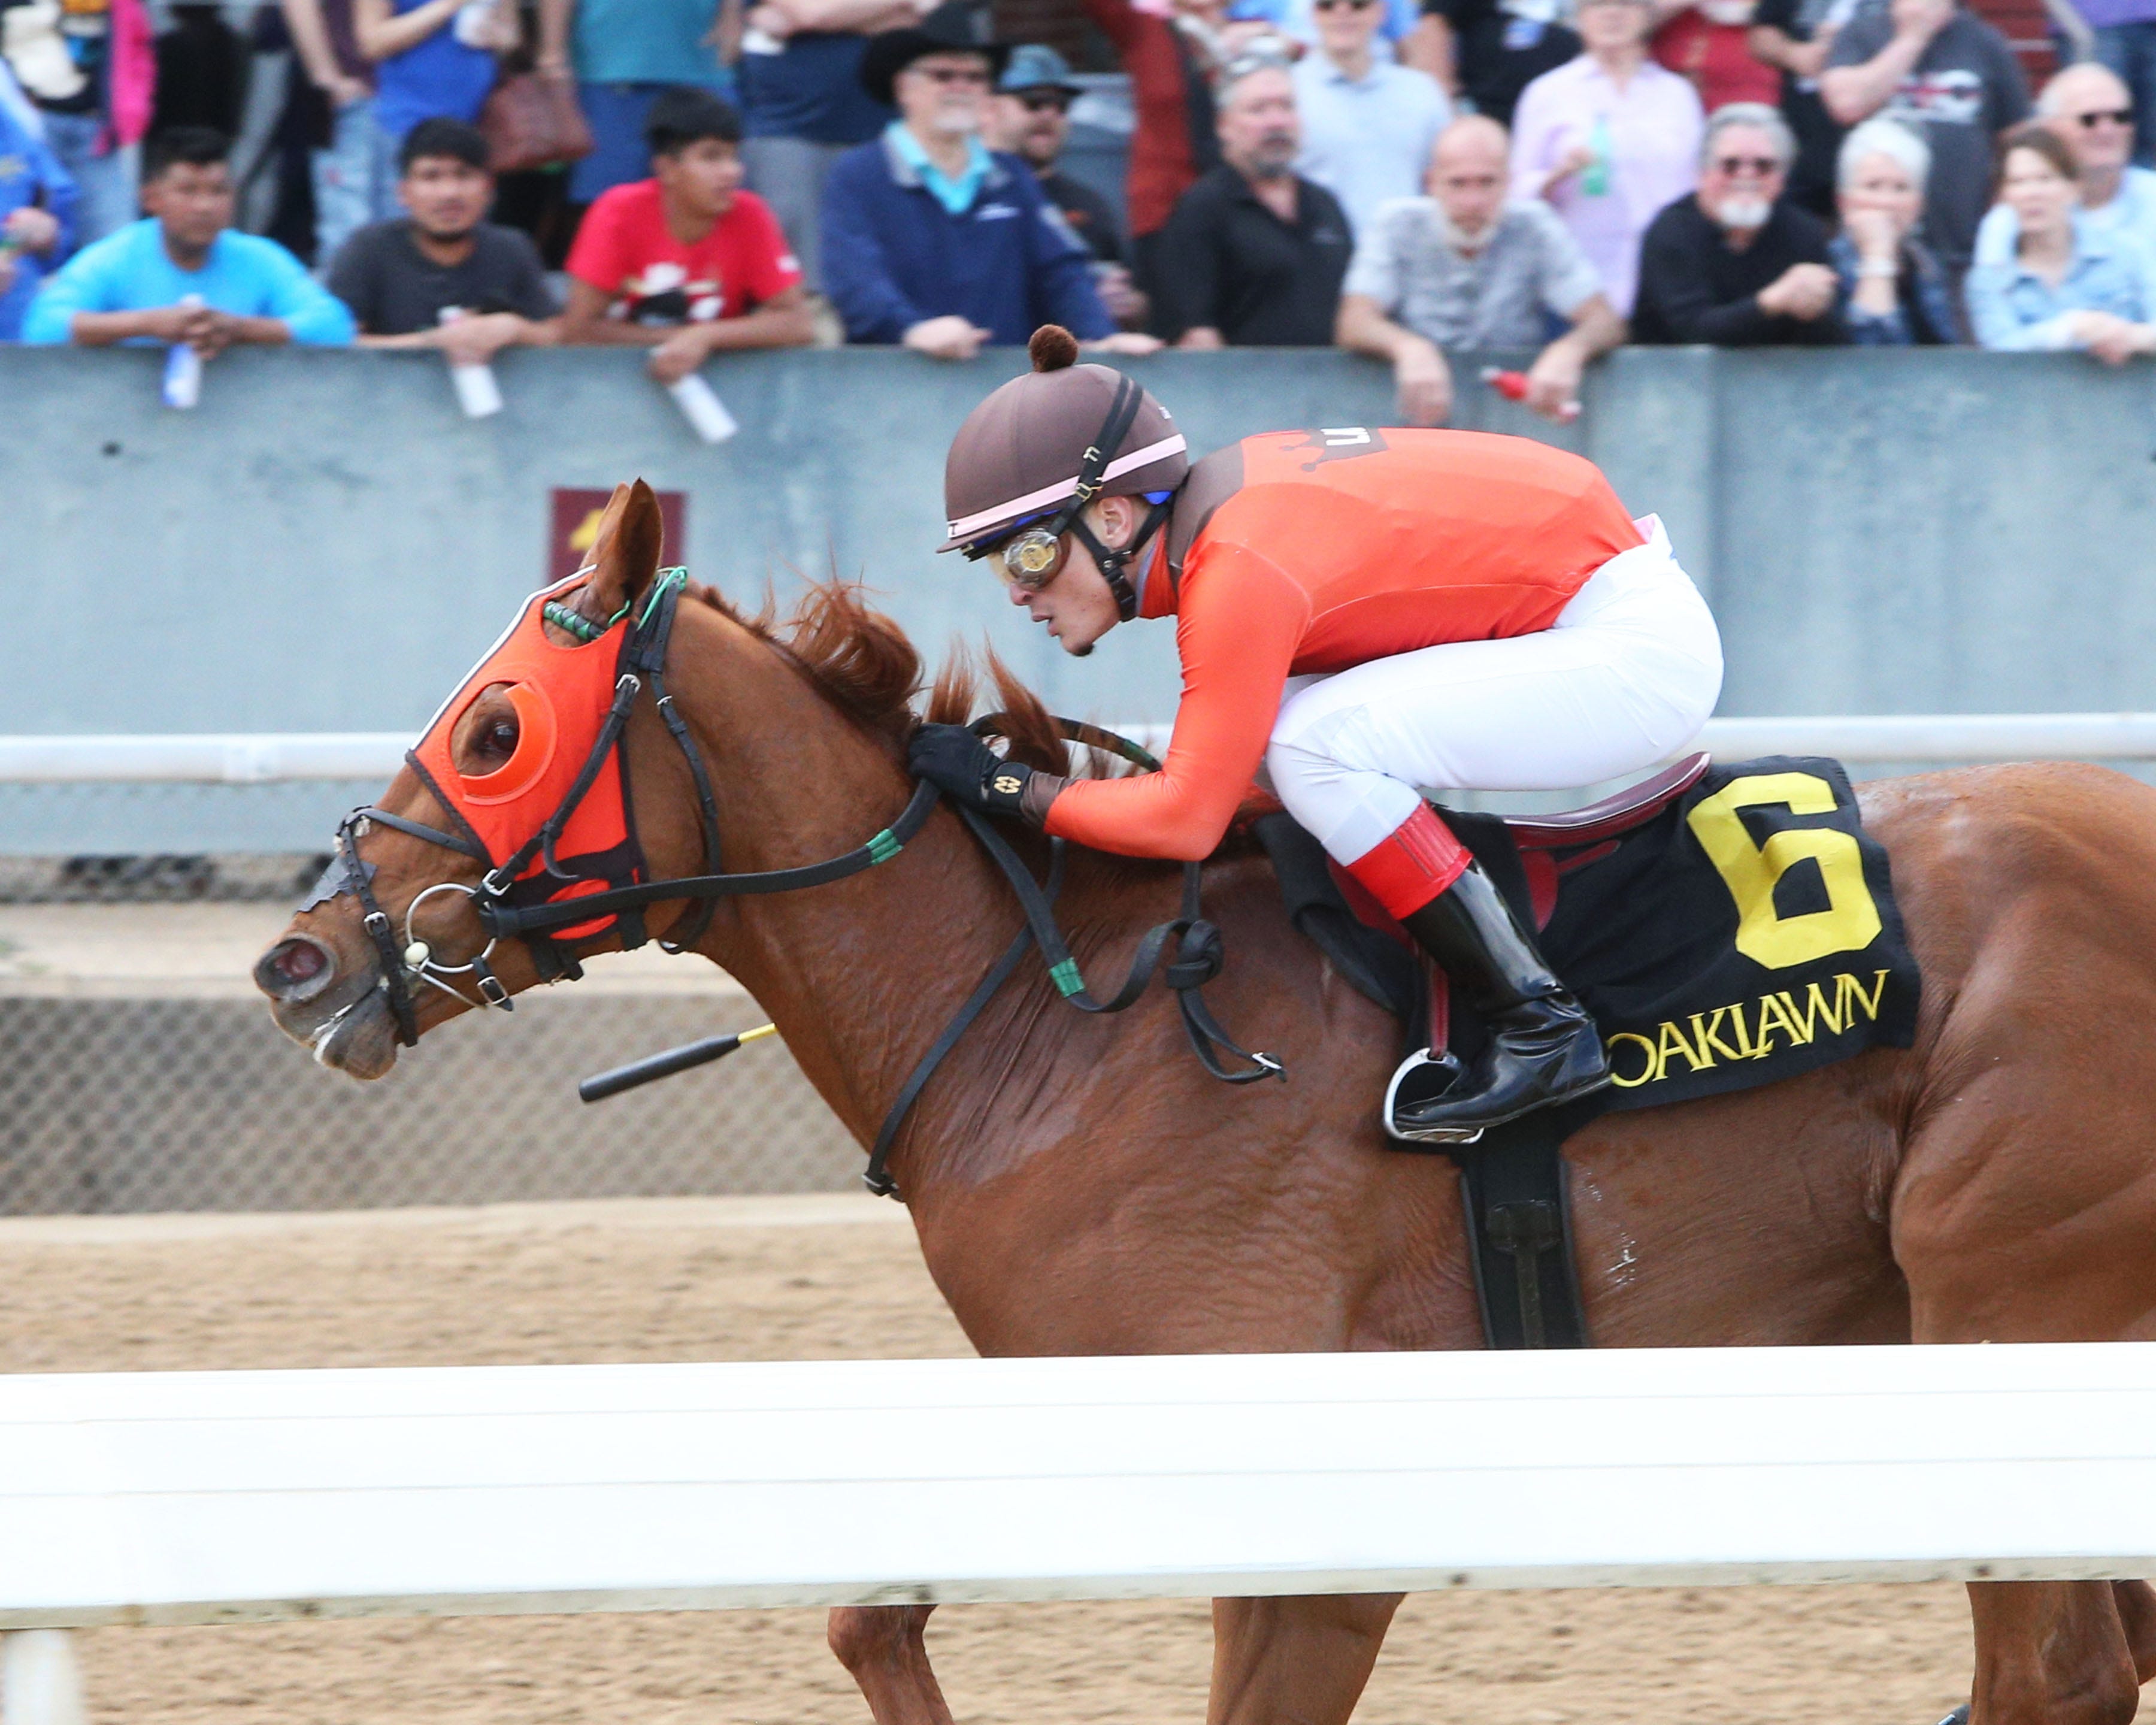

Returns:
4,344,2154,852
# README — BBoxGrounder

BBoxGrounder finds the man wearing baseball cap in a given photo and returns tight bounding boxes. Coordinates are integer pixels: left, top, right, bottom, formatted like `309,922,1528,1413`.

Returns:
986,43,1148,327
908,325,1724,1143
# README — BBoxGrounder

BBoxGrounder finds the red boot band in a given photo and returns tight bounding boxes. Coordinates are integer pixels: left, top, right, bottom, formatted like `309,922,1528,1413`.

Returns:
1342,804,1470,921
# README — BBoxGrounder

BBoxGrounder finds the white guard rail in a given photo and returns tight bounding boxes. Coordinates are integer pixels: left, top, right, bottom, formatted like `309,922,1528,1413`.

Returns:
4,1343,2156,1634
6,714,2156,784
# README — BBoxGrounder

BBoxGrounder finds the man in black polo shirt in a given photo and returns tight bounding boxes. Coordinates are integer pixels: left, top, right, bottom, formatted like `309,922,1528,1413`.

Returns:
326,118,559,360
1631,103,1846,345
1155,57,1353,346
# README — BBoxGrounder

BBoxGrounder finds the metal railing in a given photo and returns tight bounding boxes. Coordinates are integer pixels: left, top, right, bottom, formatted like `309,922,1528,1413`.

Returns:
8,714,2156,787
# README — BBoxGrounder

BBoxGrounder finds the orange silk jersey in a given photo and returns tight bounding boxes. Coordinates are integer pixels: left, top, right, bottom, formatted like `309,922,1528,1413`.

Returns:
1043,427,1646,861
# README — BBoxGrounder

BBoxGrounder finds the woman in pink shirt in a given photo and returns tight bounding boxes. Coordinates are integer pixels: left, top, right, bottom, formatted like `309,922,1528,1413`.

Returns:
1509,0,1703,314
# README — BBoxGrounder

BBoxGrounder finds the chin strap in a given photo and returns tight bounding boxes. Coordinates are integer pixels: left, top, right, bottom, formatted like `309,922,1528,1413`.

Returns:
1043,373,1175,622
1068,498,1170,622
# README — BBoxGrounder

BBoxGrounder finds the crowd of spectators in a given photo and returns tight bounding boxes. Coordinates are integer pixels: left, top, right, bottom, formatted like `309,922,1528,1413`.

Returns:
3,0,2155,389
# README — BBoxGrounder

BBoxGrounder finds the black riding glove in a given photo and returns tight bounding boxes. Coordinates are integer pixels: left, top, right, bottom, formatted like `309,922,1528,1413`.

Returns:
908,724,1034,818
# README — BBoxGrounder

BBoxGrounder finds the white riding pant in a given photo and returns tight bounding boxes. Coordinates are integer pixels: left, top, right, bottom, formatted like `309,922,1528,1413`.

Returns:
1265,516,1724,867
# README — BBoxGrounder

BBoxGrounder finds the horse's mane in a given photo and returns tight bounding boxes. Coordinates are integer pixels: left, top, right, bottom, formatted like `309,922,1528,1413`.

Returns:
686,578,1280,869
688,578,1110,777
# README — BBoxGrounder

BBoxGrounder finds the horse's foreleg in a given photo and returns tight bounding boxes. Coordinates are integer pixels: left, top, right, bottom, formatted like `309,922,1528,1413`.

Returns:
827,1605,953,1725
1206,1593,1403,1725
1964,1581,2141,1725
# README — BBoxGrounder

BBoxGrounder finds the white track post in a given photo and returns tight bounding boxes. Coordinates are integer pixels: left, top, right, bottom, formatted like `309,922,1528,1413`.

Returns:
1,1632,86,1725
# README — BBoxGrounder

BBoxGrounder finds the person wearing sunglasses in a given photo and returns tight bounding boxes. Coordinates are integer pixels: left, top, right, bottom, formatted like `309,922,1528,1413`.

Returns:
2055,0,2156,172
1631,100,1846,343
1971,63,2156,273
821,22,1156,358
985,44,1150,327
908,322,1722,1143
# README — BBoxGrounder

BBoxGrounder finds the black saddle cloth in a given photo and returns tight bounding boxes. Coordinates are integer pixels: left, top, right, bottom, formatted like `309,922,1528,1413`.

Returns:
1258,753,1922,1121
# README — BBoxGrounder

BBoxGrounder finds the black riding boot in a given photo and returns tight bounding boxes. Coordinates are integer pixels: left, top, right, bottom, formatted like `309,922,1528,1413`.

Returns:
1384,861,1610,1144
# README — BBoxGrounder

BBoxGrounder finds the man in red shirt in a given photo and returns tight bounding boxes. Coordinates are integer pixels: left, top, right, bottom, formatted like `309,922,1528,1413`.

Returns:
909,324,1724,1143
561,86,815,382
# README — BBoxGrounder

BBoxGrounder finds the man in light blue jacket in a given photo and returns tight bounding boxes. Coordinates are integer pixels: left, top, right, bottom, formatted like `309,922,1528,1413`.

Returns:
23,126,353,348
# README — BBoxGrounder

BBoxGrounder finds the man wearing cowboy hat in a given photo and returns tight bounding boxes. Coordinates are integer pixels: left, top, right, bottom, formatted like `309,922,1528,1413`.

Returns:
819,18,1159,356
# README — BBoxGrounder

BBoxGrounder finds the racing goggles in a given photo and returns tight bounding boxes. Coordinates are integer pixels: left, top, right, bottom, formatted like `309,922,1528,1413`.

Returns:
985,489,1177,592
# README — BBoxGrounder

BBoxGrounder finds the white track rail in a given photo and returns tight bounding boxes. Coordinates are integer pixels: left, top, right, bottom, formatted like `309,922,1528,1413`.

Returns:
2,1343,2154,1636
5,714,2156,784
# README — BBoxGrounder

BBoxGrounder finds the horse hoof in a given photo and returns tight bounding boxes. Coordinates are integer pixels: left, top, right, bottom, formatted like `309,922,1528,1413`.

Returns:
1934,1708,1970,1725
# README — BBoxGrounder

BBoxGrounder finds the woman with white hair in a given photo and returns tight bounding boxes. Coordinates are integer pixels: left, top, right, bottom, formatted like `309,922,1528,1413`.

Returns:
1829,117,1961,343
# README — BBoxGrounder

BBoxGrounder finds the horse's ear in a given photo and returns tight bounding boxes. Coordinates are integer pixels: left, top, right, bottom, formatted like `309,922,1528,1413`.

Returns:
580,479,665,621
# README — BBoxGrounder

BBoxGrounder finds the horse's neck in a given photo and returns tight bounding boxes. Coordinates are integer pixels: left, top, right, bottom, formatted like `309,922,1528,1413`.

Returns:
674,678,1024,1177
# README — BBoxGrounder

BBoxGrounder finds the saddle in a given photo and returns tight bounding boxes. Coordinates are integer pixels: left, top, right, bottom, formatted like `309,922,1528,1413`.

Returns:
1257,752,1921,1354
1255,753,1715,1061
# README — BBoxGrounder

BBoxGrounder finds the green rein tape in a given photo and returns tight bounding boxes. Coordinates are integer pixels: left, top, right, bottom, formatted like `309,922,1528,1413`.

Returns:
544,567,689,645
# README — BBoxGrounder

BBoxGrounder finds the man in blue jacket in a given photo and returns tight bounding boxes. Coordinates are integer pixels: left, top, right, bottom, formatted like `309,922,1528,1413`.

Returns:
820,23,1156,358
24,127,354,348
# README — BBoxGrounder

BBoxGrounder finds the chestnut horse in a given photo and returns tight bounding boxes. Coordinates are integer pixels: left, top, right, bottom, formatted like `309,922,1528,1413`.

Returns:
258,483,2156,1724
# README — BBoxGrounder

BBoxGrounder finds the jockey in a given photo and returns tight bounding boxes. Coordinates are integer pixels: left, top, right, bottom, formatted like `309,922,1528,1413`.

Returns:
907,324,1724,1142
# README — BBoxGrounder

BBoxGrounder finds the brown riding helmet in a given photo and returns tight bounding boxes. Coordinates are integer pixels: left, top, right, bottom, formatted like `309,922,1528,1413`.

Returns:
940,325,1190,556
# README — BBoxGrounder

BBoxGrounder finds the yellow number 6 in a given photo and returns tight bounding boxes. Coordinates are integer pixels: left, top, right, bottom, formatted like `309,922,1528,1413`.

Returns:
1686,773,1883,970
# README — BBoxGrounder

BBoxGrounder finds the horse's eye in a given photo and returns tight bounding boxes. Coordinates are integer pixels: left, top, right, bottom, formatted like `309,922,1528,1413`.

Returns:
480,716,519,759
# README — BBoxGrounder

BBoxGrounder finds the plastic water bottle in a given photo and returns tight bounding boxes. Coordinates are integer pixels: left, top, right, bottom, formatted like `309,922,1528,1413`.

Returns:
162,294,204,410
438,307,504,418
1581,115,1613,198
667,373,738,443
450,361,504,417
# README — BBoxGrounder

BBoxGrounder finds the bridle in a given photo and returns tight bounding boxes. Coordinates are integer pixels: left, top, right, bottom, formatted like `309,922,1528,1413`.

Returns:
329,565,725,1047
323,573,1282,1199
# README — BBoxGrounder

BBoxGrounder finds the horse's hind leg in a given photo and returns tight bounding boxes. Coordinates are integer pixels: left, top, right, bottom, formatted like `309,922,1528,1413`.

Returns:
2115,1582,2156,1684
827,1605,954,1725
1963,1582,2141,1724
1207,1593,1404,1725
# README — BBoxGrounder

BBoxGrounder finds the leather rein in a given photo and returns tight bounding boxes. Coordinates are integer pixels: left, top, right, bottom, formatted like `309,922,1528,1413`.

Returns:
332,577,1282,1200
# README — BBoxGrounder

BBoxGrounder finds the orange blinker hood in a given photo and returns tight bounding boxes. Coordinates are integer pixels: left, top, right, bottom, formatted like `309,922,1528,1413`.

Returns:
410,571,653,949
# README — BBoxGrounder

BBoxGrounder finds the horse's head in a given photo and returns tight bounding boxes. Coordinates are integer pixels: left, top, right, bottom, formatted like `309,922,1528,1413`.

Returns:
255,479,699,1078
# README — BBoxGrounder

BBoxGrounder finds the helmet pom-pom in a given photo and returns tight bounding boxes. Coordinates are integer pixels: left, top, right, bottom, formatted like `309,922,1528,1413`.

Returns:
1029,324,1080,372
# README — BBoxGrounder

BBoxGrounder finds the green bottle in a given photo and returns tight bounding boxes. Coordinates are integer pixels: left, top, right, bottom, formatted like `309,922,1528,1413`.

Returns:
1582,115,1613,196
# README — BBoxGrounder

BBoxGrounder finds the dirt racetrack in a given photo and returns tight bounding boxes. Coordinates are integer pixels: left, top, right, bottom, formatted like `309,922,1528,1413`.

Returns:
0,1193,1994,1725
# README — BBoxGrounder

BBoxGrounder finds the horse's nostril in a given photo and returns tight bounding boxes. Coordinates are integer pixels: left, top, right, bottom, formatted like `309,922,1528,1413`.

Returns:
258,936,337,1003
276,942,326,984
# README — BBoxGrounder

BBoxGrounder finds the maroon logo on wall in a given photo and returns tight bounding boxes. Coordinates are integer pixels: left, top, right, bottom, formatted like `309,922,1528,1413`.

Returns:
549,488,688,585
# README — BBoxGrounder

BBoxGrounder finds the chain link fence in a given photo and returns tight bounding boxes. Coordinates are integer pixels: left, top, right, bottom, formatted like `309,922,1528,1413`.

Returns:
0,851,861,1215
0,852,328,904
